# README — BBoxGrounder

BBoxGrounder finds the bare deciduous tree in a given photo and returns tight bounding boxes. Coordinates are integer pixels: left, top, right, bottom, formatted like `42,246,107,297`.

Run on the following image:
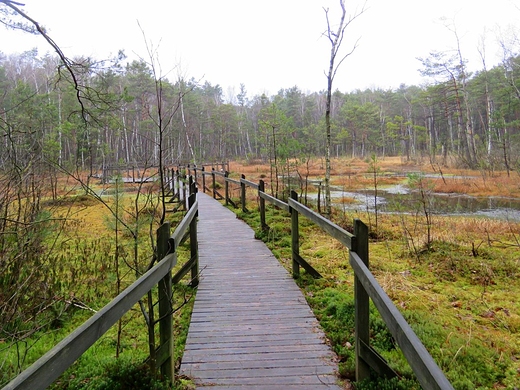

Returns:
323,0,366,217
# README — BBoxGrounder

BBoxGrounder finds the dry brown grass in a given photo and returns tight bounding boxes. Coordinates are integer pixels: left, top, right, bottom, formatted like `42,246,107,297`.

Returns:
232,157,520,198
431,174,520,198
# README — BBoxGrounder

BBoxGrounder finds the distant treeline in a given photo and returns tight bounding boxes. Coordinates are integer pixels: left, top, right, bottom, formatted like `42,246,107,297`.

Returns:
1,49,519,172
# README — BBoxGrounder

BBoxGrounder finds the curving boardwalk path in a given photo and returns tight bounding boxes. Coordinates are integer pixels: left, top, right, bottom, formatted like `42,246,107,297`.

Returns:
179,193,342,389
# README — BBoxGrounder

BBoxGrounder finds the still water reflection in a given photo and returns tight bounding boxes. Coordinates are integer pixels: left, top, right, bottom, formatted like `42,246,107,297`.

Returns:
307,186,520,221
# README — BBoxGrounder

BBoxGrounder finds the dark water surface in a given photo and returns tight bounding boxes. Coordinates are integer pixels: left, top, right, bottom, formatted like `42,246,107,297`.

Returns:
307,184,520,222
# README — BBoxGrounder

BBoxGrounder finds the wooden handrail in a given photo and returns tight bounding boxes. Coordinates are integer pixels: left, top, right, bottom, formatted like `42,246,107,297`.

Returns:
225,177,241,185
259,191,289,212
171,201,198,249
288,197,355,249
240,177,259,190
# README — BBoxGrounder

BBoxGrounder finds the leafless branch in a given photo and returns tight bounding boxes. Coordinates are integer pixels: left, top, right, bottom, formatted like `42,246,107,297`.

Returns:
1,0,90,122
324,0,367,83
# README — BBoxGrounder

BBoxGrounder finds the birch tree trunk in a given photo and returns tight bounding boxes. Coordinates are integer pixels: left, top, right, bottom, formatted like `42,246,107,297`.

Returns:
323,0,365,217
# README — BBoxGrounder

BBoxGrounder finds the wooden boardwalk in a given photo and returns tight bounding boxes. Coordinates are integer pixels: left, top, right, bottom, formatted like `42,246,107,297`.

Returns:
179,193,342,389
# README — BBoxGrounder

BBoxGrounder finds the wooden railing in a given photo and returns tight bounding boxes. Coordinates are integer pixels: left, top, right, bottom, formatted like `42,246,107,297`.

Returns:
3,186,199,390
198,171,454,390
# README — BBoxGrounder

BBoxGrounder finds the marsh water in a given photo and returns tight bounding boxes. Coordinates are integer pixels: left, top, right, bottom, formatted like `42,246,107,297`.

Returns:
306,182,520,222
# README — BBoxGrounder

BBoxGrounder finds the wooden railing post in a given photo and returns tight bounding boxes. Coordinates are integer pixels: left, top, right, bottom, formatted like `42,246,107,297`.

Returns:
224,171,230,206
190,176,197,195
241,174,247,212
157,222,174,382
317,182,322,214
201,166,206,193
188,193,199,287
353,218,370,382
290,190,300,278
188,175,194,209
212,168,216,199
175,170,181,204
259,180,267,230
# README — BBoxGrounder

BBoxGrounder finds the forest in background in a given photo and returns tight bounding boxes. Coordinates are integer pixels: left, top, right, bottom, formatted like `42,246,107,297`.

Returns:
1,44,520,176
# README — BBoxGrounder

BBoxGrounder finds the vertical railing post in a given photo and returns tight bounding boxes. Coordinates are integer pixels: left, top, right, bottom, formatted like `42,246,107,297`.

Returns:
259,180,267,230
290,190,300,278
188,176,194,209
241,174,247,212
188,192,199,287
352,218,370,382
157,222,174,382
175,170,180,203
201,166,206,193
317,182,322,214
212,168,216,199
188,176,198,197
224,171,230,206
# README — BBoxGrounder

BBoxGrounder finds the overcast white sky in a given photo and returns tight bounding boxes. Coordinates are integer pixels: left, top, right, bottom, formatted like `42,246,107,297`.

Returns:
2,0,519,98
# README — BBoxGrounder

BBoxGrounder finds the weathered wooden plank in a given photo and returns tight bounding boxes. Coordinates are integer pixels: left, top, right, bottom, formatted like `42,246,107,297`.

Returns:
179,193,342,389
188,366,337,380
189,369,340,390
182,349,335,363
183,333,325,346
193,386,336,390
259,190,290,211
240,177,259,190
184,357,338,371
191,310,312,318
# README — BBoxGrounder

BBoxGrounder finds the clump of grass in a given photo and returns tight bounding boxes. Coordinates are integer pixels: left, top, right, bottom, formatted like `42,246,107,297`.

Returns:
51,356,169,390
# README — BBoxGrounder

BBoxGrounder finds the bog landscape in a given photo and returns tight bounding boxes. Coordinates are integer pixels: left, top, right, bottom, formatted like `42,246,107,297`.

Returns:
2,1,520,389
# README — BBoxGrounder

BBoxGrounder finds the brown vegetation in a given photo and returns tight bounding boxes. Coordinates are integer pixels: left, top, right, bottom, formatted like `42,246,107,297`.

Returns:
232,156,520,198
